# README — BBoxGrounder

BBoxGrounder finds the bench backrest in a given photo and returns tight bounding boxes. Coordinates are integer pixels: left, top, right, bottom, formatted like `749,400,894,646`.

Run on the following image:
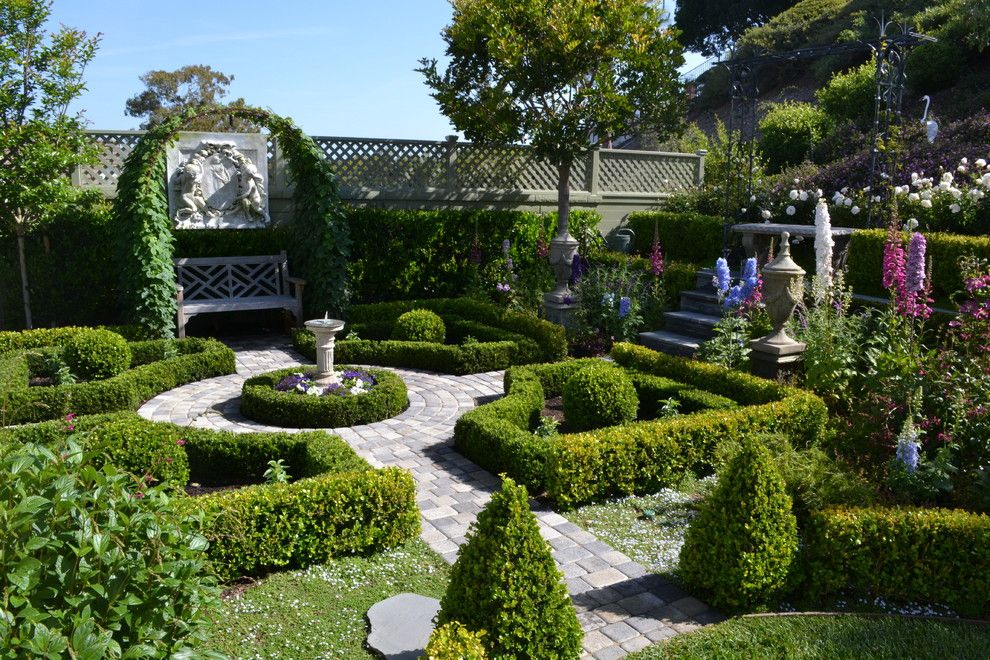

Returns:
174,252,289,301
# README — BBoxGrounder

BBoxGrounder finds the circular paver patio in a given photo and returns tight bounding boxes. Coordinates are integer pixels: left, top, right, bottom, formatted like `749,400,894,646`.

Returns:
138,335,720,659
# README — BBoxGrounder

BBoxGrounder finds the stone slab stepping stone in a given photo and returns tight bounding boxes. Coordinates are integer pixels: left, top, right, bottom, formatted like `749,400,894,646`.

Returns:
367,592,441,659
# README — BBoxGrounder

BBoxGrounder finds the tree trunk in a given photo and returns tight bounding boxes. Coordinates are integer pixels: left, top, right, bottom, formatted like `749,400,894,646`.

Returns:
15,227,33,330
545,161,580,306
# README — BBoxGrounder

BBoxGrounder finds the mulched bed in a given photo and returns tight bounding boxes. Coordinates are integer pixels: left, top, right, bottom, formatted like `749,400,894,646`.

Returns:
185,479,260,497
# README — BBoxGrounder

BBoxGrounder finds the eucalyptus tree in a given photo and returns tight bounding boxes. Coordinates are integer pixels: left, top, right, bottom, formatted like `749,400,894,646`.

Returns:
0,0,99,328
419,0,685,306
675,0,796,57
125,64,255,131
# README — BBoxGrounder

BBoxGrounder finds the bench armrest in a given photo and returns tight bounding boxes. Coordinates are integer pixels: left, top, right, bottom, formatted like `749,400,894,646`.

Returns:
287,276,306,286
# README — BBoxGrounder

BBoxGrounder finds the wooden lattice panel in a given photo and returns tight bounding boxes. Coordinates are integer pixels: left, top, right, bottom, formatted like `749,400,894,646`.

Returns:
598,151,698,194
177,260,282,301
75,133,142,189
313,137,447,191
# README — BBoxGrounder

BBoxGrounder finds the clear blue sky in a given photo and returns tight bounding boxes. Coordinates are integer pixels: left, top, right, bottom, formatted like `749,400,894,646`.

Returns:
51,1,705,140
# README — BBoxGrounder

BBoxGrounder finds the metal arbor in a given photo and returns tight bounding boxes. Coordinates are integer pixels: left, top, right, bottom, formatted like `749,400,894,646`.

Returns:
718,23,935,255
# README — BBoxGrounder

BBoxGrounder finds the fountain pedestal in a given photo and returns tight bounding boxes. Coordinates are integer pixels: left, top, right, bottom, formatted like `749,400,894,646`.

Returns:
304,317,346,384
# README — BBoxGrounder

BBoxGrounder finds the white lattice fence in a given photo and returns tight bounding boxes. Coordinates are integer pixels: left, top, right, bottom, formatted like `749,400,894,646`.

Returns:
73,132,143,190
312,137,447,191
598,150,700,193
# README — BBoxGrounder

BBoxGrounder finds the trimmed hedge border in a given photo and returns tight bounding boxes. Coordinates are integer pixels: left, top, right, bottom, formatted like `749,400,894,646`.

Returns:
294,298,567,375
0,412,420,583
240,366,408,428
800,506,990,617
0,336,236,424
454,343,827,509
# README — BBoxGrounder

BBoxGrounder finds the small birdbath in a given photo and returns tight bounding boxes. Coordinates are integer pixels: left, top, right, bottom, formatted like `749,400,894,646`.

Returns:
305,315,346,385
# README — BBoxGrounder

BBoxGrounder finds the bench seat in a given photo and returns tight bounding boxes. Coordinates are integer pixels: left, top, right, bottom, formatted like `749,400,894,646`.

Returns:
174,251,305,338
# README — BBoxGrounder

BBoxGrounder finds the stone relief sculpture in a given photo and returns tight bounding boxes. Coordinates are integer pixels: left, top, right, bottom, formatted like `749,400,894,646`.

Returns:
171,139,270,229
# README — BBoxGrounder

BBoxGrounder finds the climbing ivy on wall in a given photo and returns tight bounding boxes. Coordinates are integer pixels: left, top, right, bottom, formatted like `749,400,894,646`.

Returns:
112,105,350,338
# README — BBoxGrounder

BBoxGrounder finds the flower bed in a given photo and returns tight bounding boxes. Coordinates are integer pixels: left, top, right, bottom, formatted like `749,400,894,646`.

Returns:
293,297,567,375
0,412,420,582
241,366,408,428
0,335,236,424
454,343,827,509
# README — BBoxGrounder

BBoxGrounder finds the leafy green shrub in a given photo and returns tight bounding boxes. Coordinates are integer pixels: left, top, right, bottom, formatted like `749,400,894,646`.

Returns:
802,506,990,617
240,367,408,428
0,337,236,424
563,363,639,431
625,211,723,264
0,440,217,657
907,41,964,95
89,417,190,489
775,447,876,521
423,622,488,660
63,328,132,381
679,436,798,612
629,370,737,417
738,0,852,54
759,101,831,172
0,325,144,353
392,309,446,343
816,61,875,127
193,466,419,581
438,477,582,659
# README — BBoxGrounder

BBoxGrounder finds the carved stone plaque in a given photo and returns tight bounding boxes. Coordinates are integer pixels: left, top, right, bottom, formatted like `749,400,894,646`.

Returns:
166,132,270,229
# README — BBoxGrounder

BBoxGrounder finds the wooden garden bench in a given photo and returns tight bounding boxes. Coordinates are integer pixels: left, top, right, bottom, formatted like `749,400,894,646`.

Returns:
174,251,305,338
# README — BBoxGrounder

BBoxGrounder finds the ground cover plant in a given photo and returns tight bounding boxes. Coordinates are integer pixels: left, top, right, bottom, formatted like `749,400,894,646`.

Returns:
240,366,408,428
294,297,567,375
210,540,449,659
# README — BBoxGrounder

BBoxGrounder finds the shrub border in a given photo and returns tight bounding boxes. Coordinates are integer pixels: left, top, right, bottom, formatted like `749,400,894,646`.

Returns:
240,366,408,428
454,343,827,508
0,337,235,424
0,412,420,582
293,297,567,375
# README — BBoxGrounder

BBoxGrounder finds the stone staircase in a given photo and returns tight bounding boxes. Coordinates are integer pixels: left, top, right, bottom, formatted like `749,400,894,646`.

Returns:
639,268,727,357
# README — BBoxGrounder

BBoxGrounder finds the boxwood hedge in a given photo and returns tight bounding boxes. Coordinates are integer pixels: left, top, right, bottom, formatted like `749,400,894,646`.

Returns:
0,412,419,582
0,336,235,424
800,506,990,617
240,366,408,428
454,343,827,509
294,298,567,375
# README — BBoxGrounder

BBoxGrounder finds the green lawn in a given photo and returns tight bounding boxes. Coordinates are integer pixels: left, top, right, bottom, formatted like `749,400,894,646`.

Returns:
627,615,990,659
209,540,450,659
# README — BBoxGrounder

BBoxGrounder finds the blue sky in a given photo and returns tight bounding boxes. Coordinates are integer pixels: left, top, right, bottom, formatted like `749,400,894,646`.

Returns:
51,1,705,140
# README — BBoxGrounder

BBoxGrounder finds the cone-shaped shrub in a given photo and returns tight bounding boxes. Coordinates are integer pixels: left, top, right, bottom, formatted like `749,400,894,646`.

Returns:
423,621,488,659
437,477,582,659
679,436,798,612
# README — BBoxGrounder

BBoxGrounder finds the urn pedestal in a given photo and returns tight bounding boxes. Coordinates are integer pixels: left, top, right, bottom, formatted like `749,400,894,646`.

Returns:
750,232,806,380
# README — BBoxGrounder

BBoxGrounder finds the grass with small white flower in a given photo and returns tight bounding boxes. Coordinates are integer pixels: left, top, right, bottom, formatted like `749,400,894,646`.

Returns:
209,540,449,659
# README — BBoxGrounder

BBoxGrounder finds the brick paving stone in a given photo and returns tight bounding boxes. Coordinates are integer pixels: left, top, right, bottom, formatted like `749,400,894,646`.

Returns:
135,335,716,659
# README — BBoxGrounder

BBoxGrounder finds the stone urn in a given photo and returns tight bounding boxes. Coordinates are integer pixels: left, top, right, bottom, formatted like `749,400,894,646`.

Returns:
305,315,346,385
750,232,806,378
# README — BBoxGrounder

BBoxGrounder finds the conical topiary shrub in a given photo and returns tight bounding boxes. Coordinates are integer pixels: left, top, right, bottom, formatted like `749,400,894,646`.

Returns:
437,477,582,659
679,436,798,612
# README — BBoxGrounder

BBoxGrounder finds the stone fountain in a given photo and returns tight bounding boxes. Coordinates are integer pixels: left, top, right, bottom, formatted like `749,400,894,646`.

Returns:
305,314,346,385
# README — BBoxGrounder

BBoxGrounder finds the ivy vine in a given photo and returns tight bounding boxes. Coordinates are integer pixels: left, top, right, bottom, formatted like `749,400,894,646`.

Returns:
112,105,350,338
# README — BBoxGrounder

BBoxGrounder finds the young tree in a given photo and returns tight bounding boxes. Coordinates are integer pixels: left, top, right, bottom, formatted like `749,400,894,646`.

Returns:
419,0,685,308
675,0,796,57
124,64,254,131
0,0,99,328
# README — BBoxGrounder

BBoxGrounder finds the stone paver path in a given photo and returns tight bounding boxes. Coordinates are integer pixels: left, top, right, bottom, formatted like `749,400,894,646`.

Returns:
139,336,720,658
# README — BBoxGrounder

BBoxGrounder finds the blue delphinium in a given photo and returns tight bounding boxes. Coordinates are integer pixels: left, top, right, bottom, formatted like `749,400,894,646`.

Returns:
714,257,731,294
896,422,921,473
723,258,760,309
618,296,632,318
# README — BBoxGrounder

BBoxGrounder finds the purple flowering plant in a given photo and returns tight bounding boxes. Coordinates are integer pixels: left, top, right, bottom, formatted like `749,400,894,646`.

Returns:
275,369,377,397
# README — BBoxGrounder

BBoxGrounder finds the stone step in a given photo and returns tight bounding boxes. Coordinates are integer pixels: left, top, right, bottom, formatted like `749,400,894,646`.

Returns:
638,330,701,357
663,310,722,340
680,290,725,317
